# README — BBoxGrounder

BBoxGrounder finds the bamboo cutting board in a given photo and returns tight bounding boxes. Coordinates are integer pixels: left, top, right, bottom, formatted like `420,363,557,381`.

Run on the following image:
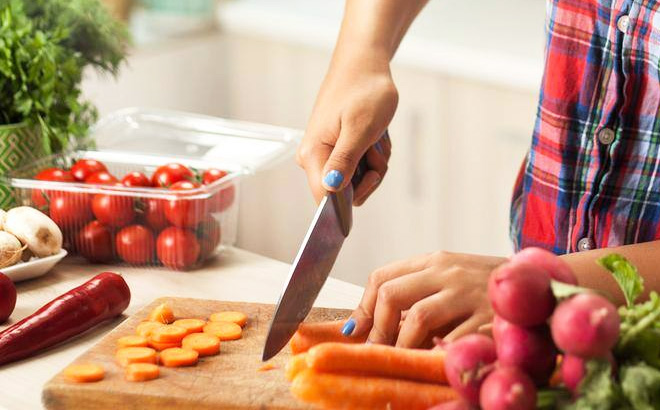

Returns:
42,297,352,410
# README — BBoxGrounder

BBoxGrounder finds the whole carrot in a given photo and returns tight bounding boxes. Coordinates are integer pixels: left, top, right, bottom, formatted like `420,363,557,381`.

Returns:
290,320,367,354
291,368,458,410
306,342,447,384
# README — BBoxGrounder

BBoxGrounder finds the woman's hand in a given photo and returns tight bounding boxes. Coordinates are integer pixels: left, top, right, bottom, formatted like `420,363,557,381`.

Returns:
296,53,397,205
342,251,507,347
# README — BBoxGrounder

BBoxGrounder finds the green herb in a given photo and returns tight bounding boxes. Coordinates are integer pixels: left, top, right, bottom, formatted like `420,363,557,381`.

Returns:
550,280,602,301
620,362,660,410
597,254,644,308
566,360,628,410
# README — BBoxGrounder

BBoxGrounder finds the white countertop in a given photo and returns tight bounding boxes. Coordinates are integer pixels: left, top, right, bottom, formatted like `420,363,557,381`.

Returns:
0,248,363,410
217,0,547,91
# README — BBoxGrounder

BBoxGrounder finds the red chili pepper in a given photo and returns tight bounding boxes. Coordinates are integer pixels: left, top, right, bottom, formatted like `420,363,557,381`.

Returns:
0,272,130,366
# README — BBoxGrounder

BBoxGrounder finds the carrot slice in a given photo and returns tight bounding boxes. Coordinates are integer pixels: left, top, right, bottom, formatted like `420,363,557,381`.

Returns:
259,363,277,372
116,347,158,367
125,363,160,382
286,353,308,382
148,338,182,351
136,321,162,338
181,333,220,356
117,335,149,348
150,325,187,343
203,321,242,341
160,347,199,367
148,303,175,324
172,318,206,334
290,320,367,354
63,363,105,383
209,311,248,327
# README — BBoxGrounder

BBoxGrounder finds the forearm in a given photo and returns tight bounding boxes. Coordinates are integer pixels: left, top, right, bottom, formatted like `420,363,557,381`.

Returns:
560,240,660,305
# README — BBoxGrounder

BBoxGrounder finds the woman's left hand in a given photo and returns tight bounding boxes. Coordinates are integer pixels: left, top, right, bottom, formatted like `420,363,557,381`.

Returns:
343,251,507,348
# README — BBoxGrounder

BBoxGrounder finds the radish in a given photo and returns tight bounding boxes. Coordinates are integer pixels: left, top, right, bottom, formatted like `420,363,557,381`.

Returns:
444,334,497,404
551,293,619,358
510,247,578,285
0,272,16,323
427,399,476,410
0,231,26,268
493,316,558,386
480,367,537,410
3,207,62,257
488,261,556,326
561,352,616,394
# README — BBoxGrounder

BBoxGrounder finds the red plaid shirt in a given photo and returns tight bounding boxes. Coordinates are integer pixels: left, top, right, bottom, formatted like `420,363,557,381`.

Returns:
510,0,660,254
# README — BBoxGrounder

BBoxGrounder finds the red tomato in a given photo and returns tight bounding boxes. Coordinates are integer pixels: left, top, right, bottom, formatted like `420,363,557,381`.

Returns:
164,181,208,228
202,168,235,213
151,163,195,188
0,272,16,323
71,159,108,182
77,220,115,263
157,227,200,270
91,194,136,228
31,168,75,209
143,199,169,231
121,171,151,187
49,193,93,228
85,171,119,185
201,168,228,185
116,225,155,265
197,216,221,259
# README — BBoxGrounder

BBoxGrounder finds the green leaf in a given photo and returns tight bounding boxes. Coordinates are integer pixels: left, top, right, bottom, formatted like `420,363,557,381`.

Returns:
566,359,629,410
620,363,660,410
597,254,644,307
551,280,604,300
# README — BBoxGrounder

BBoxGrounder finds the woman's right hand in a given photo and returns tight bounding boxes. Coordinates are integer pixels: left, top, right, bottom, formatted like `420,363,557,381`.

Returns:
296,52,397,205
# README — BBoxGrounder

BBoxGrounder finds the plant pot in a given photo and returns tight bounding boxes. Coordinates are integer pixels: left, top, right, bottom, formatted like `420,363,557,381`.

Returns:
0,123,47,208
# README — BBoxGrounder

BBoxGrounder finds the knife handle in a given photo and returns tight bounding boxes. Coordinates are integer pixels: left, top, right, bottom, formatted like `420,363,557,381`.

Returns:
351,130,389,188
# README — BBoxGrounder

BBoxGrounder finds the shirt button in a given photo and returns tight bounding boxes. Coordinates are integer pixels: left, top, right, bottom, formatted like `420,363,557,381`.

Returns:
577,238,593,252
597,128,615,145
617,15,630,33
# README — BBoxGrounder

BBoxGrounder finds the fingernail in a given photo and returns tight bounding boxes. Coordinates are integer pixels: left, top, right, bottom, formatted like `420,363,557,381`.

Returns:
374,141,384,154
341,318,356,336
323,170,344,189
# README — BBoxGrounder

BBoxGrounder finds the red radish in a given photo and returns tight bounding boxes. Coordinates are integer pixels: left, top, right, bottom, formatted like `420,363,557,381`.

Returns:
427,399,475,410
444,334,497,404
0,272,16,323
488,261,555,326
561,352,616,394
480,367,537,410
551,293,620,358
510,247,578,285
493,316,557,386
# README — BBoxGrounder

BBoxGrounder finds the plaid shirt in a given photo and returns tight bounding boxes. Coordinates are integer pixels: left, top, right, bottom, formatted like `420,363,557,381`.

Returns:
510,0,660,254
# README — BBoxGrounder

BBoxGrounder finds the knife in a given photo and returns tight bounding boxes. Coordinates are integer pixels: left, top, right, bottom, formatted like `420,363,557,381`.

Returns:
261,133,387,361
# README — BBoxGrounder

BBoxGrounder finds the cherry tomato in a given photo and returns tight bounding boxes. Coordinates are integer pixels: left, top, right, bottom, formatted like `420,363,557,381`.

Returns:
121,171,151,187
197,216,221,260
157,227,200,270
31,168,75,209
77,220,115,263
86,171,119,185
143,198,169,231
151,163,195,188
202,168,235,213
92,193,136,228
49,193,93,228
116,225,155,265
71,159,108,182
164,181,208,228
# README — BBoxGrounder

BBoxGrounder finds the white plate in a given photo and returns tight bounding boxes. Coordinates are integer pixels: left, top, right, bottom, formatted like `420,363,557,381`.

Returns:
2,249,68,282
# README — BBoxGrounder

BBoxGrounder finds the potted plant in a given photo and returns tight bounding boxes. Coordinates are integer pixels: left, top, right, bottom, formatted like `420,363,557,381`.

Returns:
0,0,128,207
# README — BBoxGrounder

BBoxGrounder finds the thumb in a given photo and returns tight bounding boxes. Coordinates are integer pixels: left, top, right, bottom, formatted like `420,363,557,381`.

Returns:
321,124,374,191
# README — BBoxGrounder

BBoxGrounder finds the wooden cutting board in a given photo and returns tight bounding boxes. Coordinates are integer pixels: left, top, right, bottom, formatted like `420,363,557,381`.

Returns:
42,297,352,410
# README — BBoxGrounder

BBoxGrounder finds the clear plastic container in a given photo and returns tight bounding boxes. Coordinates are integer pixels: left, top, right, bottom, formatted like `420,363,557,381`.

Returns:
2,108,301,270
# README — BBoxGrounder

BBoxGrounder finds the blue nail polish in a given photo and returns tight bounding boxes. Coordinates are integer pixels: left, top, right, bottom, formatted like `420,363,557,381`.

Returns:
323,170,344,188
341,318,356,336
374,141,384,154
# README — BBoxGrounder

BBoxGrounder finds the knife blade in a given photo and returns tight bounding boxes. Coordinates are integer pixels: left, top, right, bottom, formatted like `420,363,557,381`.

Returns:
261,133,387,361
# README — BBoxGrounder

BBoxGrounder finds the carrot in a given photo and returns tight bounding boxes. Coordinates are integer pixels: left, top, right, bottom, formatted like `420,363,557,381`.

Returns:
209,311,248,327
63,363,105,383
160,347,199,367
148,303,175,324
150,325,187,343
291,368,458,410
117,335,148,348
258,363,277,372
172,318,206,334
181,333,220,356
203,321,242,341
136,321,162,338
306,342,447,384
125,363,160,382
285,353,308,382
549,355,563,388
290,320,367,354
148,338,181,351
116,347,158,367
